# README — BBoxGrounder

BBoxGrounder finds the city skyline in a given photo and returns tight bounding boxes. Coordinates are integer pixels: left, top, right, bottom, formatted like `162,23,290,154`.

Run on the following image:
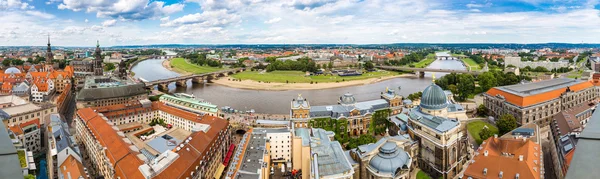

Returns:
1,0,600,46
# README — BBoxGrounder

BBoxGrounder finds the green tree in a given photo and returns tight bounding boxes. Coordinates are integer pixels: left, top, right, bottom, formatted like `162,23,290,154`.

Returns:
2,59,11,66
497,114,518,135
477,72,497,92
104,63,116,71
327,62,333,70
457,74,475,101
24,174,35,179
448,84,458,97
477,104,488,116
364,61,375,70
479,127,494,141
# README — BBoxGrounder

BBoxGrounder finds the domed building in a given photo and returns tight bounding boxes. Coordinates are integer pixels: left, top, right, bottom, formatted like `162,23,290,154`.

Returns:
406,83,470,179
4,67,22,74
348,135,418,179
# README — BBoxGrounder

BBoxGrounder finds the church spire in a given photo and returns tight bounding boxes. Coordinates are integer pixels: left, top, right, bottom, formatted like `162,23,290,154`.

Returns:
47,33,50,46
97,40,99,47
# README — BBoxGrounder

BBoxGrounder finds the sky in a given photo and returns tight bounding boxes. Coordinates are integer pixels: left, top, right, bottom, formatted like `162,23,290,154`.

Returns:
1,0,600,46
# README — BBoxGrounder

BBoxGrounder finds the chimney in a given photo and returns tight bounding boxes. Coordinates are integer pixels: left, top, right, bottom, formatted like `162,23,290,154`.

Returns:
494,134,498,138
519,155,523,161
483,168,488,175
484,150,488,157
499,171,503,178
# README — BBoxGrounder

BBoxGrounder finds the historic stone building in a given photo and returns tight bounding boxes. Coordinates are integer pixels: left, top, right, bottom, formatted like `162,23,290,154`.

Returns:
75,76,147,108
484,78,598,132
70,41,105,87
347,135,417,179
407,83,469,179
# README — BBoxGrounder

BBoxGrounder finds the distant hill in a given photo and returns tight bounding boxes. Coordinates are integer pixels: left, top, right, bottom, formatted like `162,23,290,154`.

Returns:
111,43,600,49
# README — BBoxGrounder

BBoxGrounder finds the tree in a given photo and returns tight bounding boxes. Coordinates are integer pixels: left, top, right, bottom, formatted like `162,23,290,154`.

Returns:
479,127,494,141
2,59,11,66
457,74,475,101
104,63,116,71
448,84,458,97
364,61,375,70
477,104,488,116
327,62,333,70
477,72,497,92
497,114,518,135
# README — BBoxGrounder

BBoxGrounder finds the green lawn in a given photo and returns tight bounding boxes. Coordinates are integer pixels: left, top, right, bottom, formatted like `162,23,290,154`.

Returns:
412,54,436,68
417,171,432,179
170,58,223,74
17,150,26,168
231,70,398,83
462,58,482,71
467,120,499,145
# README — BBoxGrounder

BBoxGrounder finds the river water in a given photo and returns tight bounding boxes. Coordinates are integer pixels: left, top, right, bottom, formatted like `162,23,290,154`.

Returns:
132,58,466,114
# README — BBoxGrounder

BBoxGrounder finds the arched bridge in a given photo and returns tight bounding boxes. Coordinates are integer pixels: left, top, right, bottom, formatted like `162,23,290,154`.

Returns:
377,65,482,77
143,68,245,90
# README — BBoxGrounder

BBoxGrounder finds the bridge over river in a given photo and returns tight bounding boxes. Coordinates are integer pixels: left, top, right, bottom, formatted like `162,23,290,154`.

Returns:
142,68,245,90
377,65,483,77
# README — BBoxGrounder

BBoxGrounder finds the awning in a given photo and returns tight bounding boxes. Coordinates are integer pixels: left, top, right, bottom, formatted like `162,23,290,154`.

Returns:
214,163,225,179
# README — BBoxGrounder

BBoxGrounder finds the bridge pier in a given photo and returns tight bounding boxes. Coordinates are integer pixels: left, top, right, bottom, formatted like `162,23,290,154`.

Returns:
158,83,169,91
176,79,187,87
419,71,425,78
192,76,205,84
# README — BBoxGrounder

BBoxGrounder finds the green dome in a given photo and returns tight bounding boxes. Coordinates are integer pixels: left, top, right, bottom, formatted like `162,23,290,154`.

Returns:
420,83,448,110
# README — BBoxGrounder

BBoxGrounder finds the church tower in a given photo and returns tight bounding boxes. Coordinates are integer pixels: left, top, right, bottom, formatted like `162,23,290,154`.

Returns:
93,40,103,76
46,34,54,62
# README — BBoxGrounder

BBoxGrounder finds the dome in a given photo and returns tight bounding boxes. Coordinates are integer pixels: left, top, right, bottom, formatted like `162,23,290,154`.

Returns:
4,67,21,74
420,83,448,110
368,142,411,175
339,93,356,105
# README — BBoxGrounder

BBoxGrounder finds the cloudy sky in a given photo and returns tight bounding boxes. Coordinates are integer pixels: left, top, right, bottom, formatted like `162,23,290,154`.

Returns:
1,0,600,46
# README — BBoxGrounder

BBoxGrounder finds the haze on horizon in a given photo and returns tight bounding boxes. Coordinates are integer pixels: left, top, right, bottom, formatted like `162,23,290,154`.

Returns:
1,0,600,46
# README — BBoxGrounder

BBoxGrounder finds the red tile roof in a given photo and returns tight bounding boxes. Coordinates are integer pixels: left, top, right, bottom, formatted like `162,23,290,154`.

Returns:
59,155,89,179
465,137,542,179
486,81,593,107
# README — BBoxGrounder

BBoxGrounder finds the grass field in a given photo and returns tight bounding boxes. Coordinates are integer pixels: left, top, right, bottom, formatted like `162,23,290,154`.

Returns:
231,70,398,83
467,120,499,145
412,54,437,68
462,58,482,71
170,58,223,74
416,171,432,179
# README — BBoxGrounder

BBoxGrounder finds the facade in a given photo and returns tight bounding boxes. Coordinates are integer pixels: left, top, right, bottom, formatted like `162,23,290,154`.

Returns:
290,92,390,136
380,88,404,115
347,135,417,179
75,76,147,108
504,56,570,70
0,95,56,127
548,102,597,179
159,93,219,116
7,118,41,154
0,66,73,101
292,128,354,179
406,83,469,179
504,66,520,75
75,101,231,179
70,59,94,86
30,78,54,102
484,78,598,132
263,128,291,163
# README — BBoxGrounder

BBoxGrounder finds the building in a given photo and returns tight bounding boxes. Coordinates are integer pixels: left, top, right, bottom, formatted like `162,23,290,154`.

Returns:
234,129,272,179
74,101,231,179
0,95,57,127
290,92,390,136
292,128,354,179
75,76,147,108
159,93,219,116
7,118,41,154
463,134,543,179
548,102,597,179
46,114,85,179
70,59,95,86
484,78,598,133
406,83,469,179
346,135,417,179
30,78,54,102
504,56,570,70
0,65,73,101
504,66,520,76
93,41,103,76
565,109,600,178
262,128,291,163
380,88,404,115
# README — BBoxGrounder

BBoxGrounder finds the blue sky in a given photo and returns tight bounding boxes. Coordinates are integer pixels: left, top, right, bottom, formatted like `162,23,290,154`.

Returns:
1,0,599,46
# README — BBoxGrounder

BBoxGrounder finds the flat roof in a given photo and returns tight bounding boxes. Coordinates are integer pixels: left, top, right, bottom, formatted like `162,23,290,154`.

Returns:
496,78,583,97
237,131,267,179
566,109,600,179
0,122,26,179
0,95,27,106
1,103,41,116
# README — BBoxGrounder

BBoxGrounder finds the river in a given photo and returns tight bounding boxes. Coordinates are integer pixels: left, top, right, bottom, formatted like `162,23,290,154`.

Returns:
132,58,466,114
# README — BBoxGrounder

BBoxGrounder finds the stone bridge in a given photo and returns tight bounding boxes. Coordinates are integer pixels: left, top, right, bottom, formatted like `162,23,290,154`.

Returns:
149,55,177,59
377,65,482,77
143,68,245,90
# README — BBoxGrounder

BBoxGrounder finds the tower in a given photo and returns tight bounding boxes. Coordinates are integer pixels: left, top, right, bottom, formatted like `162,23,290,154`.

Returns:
94,40,103,76
46,34,54,62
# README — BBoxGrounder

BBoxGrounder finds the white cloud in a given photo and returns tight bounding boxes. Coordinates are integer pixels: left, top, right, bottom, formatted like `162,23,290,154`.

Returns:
0,0,34,10
102,19,117,27
84,18,88,23
264,17,281,24
160,9,240,27
25,10,55,19
57,0,184,20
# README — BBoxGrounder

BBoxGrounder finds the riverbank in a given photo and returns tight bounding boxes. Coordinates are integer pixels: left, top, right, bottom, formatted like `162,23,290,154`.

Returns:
212,74,416,91
162,58,192,75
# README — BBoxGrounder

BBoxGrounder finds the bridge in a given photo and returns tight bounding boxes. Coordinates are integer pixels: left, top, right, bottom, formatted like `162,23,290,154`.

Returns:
377,65,482,77
143,68,245,90
149,55,177,59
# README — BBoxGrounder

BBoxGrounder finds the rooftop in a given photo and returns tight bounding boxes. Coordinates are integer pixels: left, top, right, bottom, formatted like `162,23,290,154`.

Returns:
76,76,146,101
237,131,268,179
409,107,460,133
59,155,88,179
464,137,542,179
566,109,600,179
554,102,597,135
0,122,24,179
486,78,594,107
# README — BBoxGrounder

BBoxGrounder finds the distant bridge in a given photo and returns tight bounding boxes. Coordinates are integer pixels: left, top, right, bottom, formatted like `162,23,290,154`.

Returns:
377,65,482,77
144,68,245,90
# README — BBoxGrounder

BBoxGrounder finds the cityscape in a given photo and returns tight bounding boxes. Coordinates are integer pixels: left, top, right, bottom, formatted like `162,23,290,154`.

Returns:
2,1,600,179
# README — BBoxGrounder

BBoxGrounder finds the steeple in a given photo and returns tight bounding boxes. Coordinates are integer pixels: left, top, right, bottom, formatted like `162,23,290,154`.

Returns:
46,34,54,62
96,40,99,47
47,34,50,46
93,40,104,76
